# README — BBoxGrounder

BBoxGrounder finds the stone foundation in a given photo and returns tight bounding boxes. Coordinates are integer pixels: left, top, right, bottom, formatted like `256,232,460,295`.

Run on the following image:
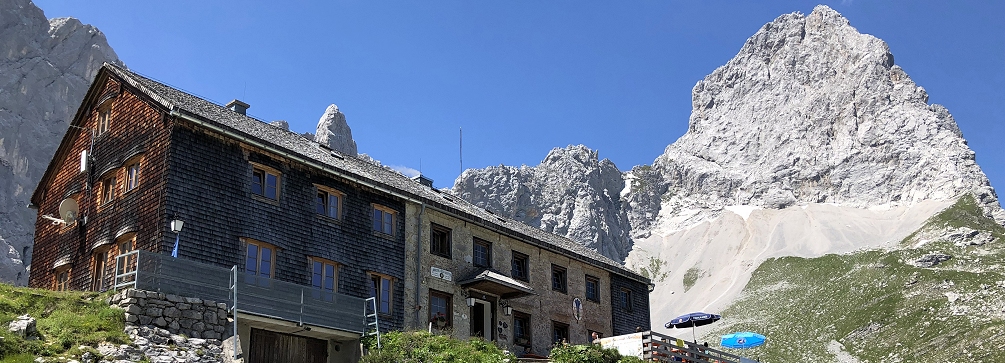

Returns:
109,289,230,340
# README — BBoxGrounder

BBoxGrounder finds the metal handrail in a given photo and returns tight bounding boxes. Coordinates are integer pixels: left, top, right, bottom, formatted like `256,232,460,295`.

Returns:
111,250,366,336
112,250,139,292
230,265,238,360
642,331,750,363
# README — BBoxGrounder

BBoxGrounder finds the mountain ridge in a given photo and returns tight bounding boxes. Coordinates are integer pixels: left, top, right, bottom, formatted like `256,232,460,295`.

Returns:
454,5,1004,264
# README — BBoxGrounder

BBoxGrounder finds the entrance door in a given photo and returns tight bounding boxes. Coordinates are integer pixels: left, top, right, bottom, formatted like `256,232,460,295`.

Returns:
469,300,493,340
249,328,327,363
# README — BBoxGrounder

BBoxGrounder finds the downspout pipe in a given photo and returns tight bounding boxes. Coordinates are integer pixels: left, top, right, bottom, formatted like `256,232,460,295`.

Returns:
414,203,425,328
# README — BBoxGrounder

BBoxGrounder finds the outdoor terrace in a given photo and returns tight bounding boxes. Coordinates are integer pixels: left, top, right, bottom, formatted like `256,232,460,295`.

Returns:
113,250,366,336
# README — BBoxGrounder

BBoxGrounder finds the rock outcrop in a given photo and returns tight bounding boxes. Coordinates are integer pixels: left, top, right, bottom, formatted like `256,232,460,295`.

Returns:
453,145,633,261
314,104,358,156
455,5,1003,268
631,5,1004,235
0,0,121,284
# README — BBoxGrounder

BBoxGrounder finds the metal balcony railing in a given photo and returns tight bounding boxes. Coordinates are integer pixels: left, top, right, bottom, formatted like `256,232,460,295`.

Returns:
114,250,366,335
642,331,752,363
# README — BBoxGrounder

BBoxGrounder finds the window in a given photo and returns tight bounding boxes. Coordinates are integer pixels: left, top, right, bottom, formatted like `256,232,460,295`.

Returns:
124,162,140,192
251,164,280,200
97,107,111,135
511,251,529,282
430,224,451,258
54,267,71,291
117,234,135,271
115,236,136,282
369,273,393,315
552,321,569,344
619,288,633,312
373,205,395,235
585,275,600,302
314,186,342,219
551,265,567,293
100,176,117,205
428,289,452,328
473,239,492,268
513,311,531,347
92,249,109,291
310,257,338,301
244,239,275,278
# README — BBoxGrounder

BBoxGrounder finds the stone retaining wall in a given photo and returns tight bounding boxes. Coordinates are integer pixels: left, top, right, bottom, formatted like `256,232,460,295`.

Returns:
108,289,230,340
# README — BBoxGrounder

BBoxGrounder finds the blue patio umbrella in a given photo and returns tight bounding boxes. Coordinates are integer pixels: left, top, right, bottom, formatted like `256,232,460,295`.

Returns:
721,332,766,349
665,312,722,342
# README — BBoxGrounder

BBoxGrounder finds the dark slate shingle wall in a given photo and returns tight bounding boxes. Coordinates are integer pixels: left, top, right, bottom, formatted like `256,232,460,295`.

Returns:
610,274,652,335
163,125,406,331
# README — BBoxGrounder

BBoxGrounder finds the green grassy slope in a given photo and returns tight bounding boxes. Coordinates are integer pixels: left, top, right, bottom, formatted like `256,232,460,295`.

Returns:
710,195,1005,362
0,284,127,361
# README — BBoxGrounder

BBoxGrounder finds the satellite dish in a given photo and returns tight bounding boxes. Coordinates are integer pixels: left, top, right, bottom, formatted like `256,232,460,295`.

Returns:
58,198,79,224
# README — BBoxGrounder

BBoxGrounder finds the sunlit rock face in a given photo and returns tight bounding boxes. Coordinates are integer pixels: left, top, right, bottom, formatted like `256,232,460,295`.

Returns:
455,5,1003,265
0,0,121,284
314,104,358,157
628,5,1002,235
453,145,633,262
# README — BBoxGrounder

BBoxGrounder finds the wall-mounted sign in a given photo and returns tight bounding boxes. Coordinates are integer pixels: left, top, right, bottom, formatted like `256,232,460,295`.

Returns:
431,266,452,281
573,297,583,321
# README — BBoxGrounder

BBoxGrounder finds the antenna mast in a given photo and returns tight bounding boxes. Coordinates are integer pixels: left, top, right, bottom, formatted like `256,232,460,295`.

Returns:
459,127,463,174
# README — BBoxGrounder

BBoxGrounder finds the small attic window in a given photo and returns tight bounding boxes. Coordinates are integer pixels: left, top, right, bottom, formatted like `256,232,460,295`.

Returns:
96,106,111,136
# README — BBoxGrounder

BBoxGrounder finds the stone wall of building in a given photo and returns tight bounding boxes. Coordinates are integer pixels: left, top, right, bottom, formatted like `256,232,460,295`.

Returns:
403,205,615,357
108,288,230,340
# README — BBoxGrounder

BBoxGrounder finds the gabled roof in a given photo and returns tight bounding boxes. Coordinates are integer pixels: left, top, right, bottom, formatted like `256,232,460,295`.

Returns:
55,63,650,283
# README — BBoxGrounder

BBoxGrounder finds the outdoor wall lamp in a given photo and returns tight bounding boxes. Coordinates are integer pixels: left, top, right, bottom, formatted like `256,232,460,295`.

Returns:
170,217,184,258
500,300,513,316
170,219,184,233
647,282,656,293
465,297,476,307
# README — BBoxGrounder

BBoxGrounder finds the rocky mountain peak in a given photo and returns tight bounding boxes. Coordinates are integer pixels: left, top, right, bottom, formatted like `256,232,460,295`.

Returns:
314,104,358,156
453,145,632,261
457,5,1002,260
629,5,1004,234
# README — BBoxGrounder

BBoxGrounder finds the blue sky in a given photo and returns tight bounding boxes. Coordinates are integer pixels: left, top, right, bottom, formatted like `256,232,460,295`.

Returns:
37,1,1003,200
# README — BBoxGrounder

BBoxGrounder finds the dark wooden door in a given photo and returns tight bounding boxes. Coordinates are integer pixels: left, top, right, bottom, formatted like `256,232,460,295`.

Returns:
249,328,328,363
470,303,485,338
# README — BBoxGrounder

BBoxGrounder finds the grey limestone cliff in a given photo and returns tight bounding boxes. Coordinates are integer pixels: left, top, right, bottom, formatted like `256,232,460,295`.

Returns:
453,145,633,261
0,0,121,284
629,5,1004,234
456,5,1004,259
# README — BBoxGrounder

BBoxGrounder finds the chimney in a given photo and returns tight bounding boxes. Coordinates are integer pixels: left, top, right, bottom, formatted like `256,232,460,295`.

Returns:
226,99,250,115
411,174,433,188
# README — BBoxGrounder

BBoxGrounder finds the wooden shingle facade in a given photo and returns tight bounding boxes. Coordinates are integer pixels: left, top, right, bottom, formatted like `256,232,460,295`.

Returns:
29,63,651,361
